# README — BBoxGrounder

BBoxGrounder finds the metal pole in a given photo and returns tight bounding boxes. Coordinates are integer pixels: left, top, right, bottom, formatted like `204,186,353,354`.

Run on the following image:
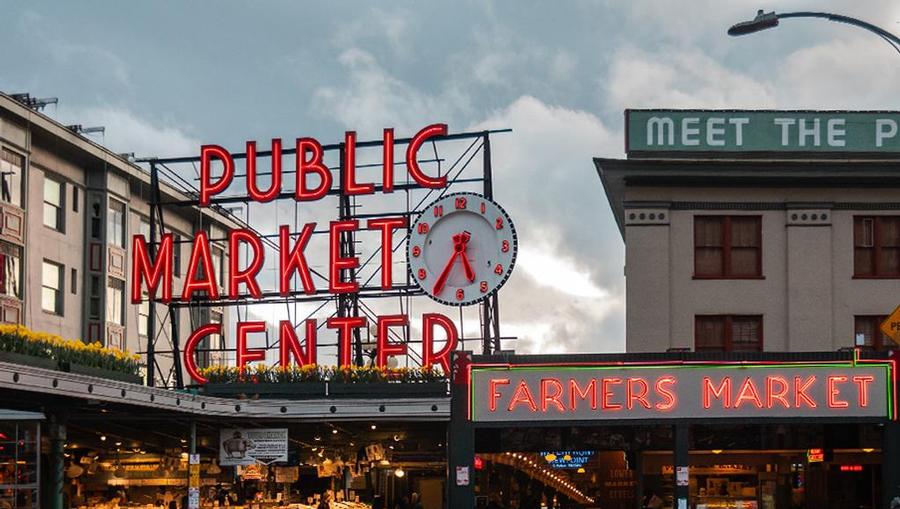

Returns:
481,132,494,355
673,423,689,508
147,163,159,387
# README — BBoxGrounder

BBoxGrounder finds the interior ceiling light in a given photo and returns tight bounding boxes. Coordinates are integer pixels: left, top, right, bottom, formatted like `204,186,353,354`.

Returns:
332,429,338,435
712,449,723,454
394,467,405,478
371,424,377,430
99,435,107,442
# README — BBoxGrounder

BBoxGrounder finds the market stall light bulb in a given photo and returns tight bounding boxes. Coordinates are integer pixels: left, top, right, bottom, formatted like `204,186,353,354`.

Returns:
712,449,723,454
371,424,377,430
100,435,107,442
332,429,338,435
394,467,405,478
863,448,875,453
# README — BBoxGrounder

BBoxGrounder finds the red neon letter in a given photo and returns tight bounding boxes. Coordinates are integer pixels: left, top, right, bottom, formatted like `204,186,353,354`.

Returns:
766,376,790,408
569,379,597,411
795,376,818,408
246,139,282,202
489,378,510,412
131,233,172,303
279,224,316,295
279,320,317,367
184,324,218,384
228,229,264,299
376,314,409,368
703,377,732,409
508,380,537,412
540,378,565,413
627,377,651,410
236,321,267,370
367,217,407,290
827,375,850,408
735,377,764,409
181,231,219,301
327,316,366,367
655,376,677,411
601,378,622,410
422,313,459,374
296,137,332,201
852,375,874,407
329,220,359,293
341,131,374,195
406,123,448,188
200,145,234,206
382,128,395,193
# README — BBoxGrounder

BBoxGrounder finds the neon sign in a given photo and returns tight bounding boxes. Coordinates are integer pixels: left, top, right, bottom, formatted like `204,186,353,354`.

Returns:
131,124,512,383
469,359,894,422
540,451,594,469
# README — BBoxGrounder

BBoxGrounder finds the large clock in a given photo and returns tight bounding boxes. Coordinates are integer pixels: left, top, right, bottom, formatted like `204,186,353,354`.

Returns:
407,192,517,306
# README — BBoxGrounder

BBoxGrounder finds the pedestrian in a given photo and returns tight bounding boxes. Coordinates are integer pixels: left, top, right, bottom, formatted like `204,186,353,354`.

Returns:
410,492,423,509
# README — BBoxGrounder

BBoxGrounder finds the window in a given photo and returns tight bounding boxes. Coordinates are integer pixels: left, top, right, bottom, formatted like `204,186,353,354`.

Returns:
41,261,63,315
173,234,182,276
138,292,150,338
694,216,762,278
854,216,900,277
107,199,126,247
854,315,894,351
43,177,64,231
106,278,124,325
209,310,224,366
211,247,224,285
89,276,101,318
695,315,763,352
0,149,23,207
139,217,151,240
70,268,77,294
0,243,22,299
72,186,79,212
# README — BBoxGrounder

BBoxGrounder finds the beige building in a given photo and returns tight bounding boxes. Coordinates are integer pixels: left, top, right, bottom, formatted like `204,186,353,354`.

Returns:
596,109,900,353
0,92,236,386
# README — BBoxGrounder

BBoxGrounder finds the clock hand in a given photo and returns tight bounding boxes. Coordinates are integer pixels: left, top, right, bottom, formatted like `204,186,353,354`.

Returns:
458,231,476,282
432,250,460,296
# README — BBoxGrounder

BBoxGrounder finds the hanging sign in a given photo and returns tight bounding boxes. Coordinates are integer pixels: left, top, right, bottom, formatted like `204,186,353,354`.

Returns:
470,361,893,422
220,428,288,466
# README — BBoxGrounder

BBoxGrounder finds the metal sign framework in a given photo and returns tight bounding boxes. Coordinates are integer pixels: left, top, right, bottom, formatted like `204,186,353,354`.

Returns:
138,129,511,388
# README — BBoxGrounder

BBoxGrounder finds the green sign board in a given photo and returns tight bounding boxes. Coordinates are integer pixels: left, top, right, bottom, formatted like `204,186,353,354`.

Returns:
626,110,900,154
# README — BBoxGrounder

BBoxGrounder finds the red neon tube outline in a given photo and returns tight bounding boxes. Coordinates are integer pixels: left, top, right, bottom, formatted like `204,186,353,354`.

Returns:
327,316,367,367
245,139,282,202
376,314,409,368
200,145,234,206
329,220,360,293
367,217,407,290
342,131,374,195
236,321,267,370
279,319,317,367
406,124,448,189
279,224,316,295
296,137,332,201
131,233,172,303
183,323,219,384
228,229,264,299
382,128,395,193
181,231,219,301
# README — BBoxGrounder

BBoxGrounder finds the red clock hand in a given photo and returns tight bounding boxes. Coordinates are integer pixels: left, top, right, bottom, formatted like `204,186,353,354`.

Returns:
458,232,476,282
432,250,459,296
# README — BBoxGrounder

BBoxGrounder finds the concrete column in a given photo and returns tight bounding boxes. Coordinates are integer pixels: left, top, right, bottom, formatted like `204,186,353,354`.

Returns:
673,423,689,509
883,421,900,508
47,420,66,509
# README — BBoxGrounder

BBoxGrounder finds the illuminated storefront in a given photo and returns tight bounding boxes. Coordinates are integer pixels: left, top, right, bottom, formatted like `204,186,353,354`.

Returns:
448,351,899,509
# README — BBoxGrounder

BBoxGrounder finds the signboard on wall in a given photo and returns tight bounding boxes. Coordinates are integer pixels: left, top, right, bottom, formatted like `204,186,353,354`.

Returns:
626,110,900,154
469,361,894,422
220,428,288,466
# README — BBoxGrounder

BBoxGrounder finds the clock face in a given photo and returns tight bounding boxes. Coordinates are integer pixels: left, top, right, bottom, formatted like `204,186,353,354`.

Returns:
407,192,517,306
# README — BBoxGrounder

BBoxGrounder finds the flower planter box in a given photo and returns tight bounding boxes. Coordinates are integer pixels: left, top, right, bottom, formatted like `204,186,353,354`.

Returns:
201,382,327,399
327,381,448,399
0,351,57,371
59,362,143,384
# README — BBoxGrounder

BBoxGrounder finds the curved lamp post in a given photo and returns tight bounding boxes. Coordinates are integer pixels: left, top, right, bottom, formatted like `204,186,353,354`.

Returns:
728,10,900,54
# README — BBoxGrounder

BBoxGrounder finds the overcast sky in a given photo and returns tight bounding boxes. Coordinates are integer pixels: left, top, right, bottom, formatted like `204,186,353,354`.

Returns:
3,1,899,356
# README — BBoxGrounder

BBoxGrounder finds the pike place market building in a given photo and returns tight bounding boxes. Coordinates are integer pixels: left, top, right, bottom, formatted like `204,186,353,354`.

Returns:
0,98,898,509
447,110,900,509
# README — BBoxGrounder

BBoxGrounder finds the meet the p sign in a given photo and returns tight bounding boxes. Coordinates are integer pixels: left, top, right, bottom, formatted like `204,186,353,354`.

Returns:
408,192,517,306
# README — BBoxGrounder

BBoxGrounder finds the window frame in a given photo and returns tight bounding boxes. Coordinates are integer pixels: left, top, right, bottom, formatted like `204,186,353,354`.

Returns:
0,242,22,300
0,148,25,208
106,278,125,326
853,215,900,279
107,198,126,248
693,215,763,279
41,260,64,316
854,315,895,351
694,314,764,352
42,176,65,232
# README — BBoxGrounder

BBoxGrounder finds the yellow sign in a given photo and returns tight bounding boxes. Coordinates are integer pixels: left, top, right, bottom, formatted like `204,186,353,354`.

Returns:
189,464,200,487
880,306,900,345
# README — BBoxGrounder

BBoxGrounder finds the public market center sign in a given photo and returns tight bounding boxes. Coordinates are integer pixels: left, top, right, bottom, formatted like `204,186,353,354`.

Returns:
469,359,895,422
626,109,900,154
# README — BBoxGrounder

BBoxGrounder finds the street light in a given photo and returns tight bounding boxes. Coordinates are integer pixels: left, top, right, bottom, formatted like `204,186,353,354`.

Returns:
728,10,900,55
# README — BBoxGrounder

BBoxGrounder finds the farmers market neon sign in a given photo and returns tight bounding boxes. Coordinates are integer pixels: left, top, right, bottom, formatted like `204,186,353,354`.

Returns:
468,356,897,421
132,124,465,383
